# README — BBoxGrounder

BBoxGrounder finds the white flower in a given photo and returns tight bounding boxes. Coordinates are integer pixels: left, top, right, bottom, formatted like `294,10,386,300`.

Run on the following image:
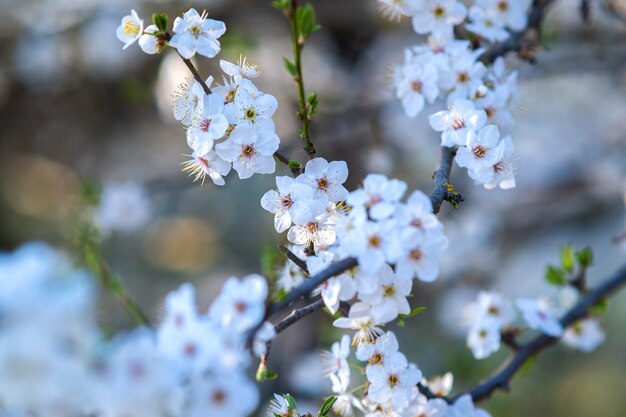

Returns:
441,49,487,99
393,229,448,282
359,265,412,324
209,274,268,333
182,150,231,186
516,297,563,337
224,88,278,132
394,51,439,117
116,10,143,50
339,218,397,275
377,0,421,21
429,99,487,147
475,0,532,31
138,25,164,54
333,302,385,345
421,372,453,397
261,176,325,233
466,7,510,43
215,126,279,179
411,0,467,36
186,93,229,155
287,210,337,250
367,361,422,410
463,291,516,329
296,158,349,203
469,135,516,189
467,319,501,359
188,371,259,417
321,335,351,389
308,254,357,313
562,318,605,353
355,331,405,376
173,77,212,126
393,190,444,236
447,394,491,417
402,394,448,417
96,181,151,234
347,174,407,220
220,56,261,80
268,394,298,417
169,9,226,59
455,125,505,172
253,321,277,357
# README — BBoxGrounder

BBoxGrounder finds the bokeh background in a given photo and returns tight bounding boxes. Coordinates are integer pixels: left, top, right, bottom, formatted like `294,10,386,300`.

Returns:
1,0,626,416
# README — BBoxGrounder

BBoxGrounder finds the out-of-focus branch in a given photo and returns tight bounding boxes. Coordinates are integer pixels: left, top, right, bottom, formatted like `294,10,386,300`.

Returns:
461,263,626,403
479,0,557,64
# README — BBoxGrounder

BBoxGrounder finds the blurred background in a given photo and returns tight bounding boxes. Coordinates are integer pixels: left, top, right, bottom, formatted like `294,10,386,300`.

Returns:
1,0,626,415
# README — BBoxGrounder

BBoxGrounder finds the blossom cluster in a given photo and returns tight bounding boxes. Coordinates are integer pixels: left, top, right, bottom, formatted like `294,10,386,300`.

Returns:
389,1,522,189
265,165,448,327
463,288,606,360
0,242,271,417
116,9,280,185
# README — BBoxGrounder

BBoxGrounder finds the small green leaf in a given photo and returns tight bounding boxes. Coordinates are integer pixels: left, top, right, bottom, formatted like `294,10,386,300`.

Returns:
152,13,168,32
284,394,298,410
560,245,575,273
283,57,298,76
396,319,406,328
307,92,320,116
272,288,289,303
256,367,278,382
319,396,337,417
288,160,303,169
398,306,427,319
296,3,321,39
272,0,291,11
575,246,594,268
545,265,566,286
590,298,608,315
519,355,537,377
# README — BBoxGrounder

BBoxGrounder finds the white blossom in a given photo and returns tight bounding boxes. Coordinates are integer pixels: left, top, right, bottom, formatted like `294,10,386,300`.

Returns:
562,318,605,353
516,297,563,337
215,125,279,179
116,10,143,50
169,9,226,59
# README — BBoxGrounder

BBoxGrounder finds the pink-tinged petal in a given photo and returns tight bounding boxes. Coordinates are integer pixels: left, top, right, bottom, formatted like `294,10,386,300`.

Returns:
260,190,281,213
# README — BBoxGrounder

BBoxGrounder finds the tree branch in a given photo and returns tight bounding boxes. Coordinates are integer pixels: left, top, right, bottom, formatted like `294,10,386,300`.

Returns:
429,146,464,214
462,263,626,403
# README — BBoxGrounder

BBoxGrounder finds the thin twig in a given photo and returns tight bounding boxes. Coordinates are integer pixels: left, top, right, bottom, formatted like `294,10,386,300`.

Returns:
277,244,310,275
462,263,626,403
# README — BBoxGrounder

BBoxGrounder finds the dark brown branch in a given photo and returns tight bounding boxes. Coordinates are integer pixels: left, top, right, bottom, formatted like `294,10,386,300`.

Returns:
274,297,326,334
177,52,212,95
429,146,464,214
462,263,626,403
479,0,556,64
277,244,310,275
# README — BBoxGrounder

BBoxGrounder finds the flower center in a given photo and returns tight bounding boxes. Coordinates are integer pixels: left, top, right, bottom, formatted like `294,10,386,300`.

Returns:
211,389,226,405
198,157,209,169
488,305,500,315
410,249,422,260
234,301,248,313
451,116,465,130
479,329,488,338
383,285,396,297
184,342,197,357
245,108,256,120
281,196,293,208
241,145,256,158
411,80,423,92
317,176,330,191
472,145,487,158
369,352,384,365
199,118,211,132
433,6,446,18
497,1,509,12
124,20,140,37
388,373,399,387
494,162,505,173
368,234,382,248
307,222,319,233
410,218,423,228
457,72,469,84
190,25,203,38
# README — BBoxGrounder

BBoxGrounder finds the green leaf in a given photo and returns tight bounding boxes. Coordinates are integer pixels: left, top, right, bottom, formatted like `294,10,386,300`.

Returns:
318,396,337,417
256,367,278,381
396,319,406,328
398,306,427,319
560,245,575,273
519,354,537,377
296,3,321,39
283,57,298,76
272,288,289,302
288,160,303,169
152,13,168,32
575,246,594,268
272,0,291,11
590,298,608,315
545,265,566,286
284,394,298,410
307,92,320,116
